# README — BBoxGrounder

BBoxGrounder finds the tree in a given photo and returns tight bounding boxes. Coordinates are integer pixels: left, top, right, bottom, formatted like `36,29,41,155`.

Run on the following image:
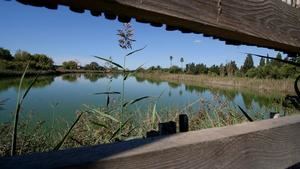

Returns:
62,61,78,70
169,56,173,67
169,65,181,74
272,52,283,67
180,57,184,71
0,47,13,61
85,62,101,70
225,61,238,76
32,54,54,70
14,50,32,61
241,54,254,73
208,65,220,75
219,64,226,76
259,58,265,67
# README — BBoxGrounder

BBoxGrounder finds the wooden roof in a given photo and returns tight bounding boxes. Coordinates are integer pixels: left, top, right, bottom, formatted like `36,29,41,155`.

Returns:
16,0,300,54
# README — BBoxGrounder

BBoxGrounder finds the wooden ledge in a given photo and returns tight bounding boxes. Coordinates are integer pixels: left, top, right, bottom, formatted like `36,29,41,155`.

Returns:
16,0,300,54
1,115,300,169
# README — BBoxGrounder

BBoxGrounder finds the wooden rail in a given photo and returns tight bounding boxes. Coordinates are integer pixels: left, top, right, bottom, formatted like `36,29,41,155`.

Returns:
282,0,300,8
16,0,300,54
1,115,300,169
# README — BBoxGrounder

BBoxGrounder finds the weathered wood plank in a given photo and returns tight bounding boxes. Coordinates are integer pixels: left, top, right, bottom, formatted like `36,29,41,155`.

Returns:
16,0,300,53
1,115,300,169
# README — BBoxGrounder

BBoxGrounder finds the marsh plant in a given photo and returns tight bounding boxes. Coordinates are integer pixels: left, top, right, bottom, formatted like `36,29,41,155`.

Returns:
94,22,147,138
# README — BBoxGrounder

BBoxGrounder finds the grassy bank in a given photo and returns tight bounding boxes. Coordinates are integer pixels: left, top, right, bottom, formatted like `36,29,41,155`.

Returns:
135,72,295,95
0,95,256,156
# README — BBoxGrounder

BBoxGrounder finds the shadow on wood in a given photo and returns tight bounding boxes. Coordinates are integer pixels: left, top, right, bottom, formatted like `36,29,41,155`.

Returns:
1,115,300,169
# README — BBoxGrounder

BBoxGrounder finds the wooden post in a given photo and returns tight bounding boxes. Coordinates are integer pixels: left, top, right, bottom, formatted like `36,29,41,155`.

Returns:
159,121,176,135
179,114,189,132
146,130,159,138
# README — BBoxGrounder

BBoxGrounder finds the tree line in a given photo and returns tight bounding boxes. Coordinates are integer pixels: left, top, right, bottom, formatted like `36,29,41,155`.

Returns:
0,48,106,71
141,53,299,79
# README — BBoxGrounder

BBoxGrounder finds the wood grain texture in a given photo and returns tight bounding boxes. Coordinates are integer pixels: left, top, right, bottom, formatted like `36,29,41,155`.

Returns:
16,0,300,53
1,115,300,169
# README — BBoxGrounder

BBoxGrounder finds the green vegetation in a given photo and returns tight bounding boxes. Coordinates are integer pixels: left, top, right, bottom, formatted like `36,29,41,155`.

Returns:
138,53,300,80
135,72,294,94
0,48,54,71
2,90,281,156
1,22,299,158
62,61,78,70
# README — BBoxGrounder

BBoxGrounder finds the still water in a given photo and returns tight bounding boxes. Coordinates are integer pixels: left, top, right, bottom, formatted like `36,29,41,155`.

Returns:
0,74,284,124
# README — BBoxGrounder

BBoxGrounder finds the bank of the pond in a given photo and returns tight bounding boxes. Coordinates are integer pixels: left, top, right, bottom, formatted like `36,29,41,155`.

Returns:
0,69,107,77
135,72,295,95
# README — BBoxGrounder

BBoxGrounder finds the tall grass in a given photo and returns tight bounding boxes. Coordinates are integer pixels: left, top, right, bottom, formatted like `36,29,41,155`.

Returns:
135,72,294,95
11,63,39,156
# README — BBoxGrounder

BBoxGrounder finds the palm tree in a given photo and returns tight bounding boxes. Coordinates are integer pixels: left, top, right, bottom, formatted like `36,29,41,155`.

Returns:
170,56,173,67
180,57,184,71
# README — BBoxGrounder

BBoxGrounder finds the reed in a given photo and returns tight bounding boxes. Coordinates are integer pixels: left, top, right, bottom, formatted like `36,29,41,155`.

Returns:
135,72,294,95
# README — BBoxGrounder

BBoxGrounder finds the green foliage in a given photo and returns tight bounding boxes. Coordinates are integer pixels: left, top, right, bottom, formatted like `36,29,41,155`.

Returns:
32,54,54,70
62,61,78,70
0,47,13,61
0,49,54,71
241,54,254,73
259,58,265,67
225,61,238,76
169,65,182,74
84,62,103,70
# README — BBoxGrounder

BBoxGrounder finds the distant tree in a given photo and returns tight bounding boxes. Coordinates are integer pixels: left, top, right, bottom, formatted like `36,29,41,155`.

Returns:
208,65,220,75
225,61,238,76
195,63,208,74
0,47,13,61
14,50,32,61
180,57,184,71
259,58,265,67
169,56,173,67
272,52,283,67
241,54,254,73
169,65,182,74
219,64,226,76
32,54,54,70
62,61,78,70
85,62,100,70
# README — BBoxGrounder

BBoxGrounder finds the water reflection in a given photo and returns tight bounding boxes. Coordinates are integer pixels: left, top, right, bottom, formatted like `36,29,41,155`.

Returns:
0,76,55,92
61,74,81,82
0,74,285,124
83,73,106,82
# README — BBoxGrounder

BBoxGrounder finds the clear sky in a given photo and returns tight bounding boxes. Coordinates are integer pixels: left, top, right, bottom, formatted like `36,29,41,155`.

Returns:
0,1,281,69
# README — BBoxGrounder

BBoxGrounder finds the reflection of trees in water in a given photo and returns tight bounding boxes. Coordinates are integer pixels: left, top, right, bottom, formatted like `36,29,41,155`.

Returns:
146,79,161,86
134,76,146,83
83,73,105,82
61,74,81,82
240,92,276,109
168,82,180,89
184,85,207,94
184,84,280,109
179,90,183,96
168,90,172,97
0,76,55,92
134,76,162,85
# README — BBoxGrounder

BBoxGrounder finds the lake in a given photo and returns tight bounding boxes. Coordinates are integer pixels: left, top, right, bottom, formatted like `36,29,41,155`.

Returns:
0,73,285,126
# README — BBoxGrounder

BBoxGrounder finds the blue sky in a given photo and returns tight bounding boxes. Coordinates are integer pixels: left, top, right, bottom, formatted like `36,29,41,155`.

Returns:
0,1,281,69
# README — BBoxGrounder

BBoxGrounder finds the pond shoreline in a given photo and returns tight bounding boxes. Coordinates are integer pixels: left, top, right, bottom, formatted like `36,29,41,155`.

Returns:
135,72,295,95
0,70,107,77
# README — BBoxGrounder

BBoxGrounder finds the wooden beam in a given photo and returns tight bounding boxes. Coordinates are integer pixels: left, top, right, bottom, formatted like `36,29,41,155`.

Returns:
16,0,300,54
1,115,300,169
